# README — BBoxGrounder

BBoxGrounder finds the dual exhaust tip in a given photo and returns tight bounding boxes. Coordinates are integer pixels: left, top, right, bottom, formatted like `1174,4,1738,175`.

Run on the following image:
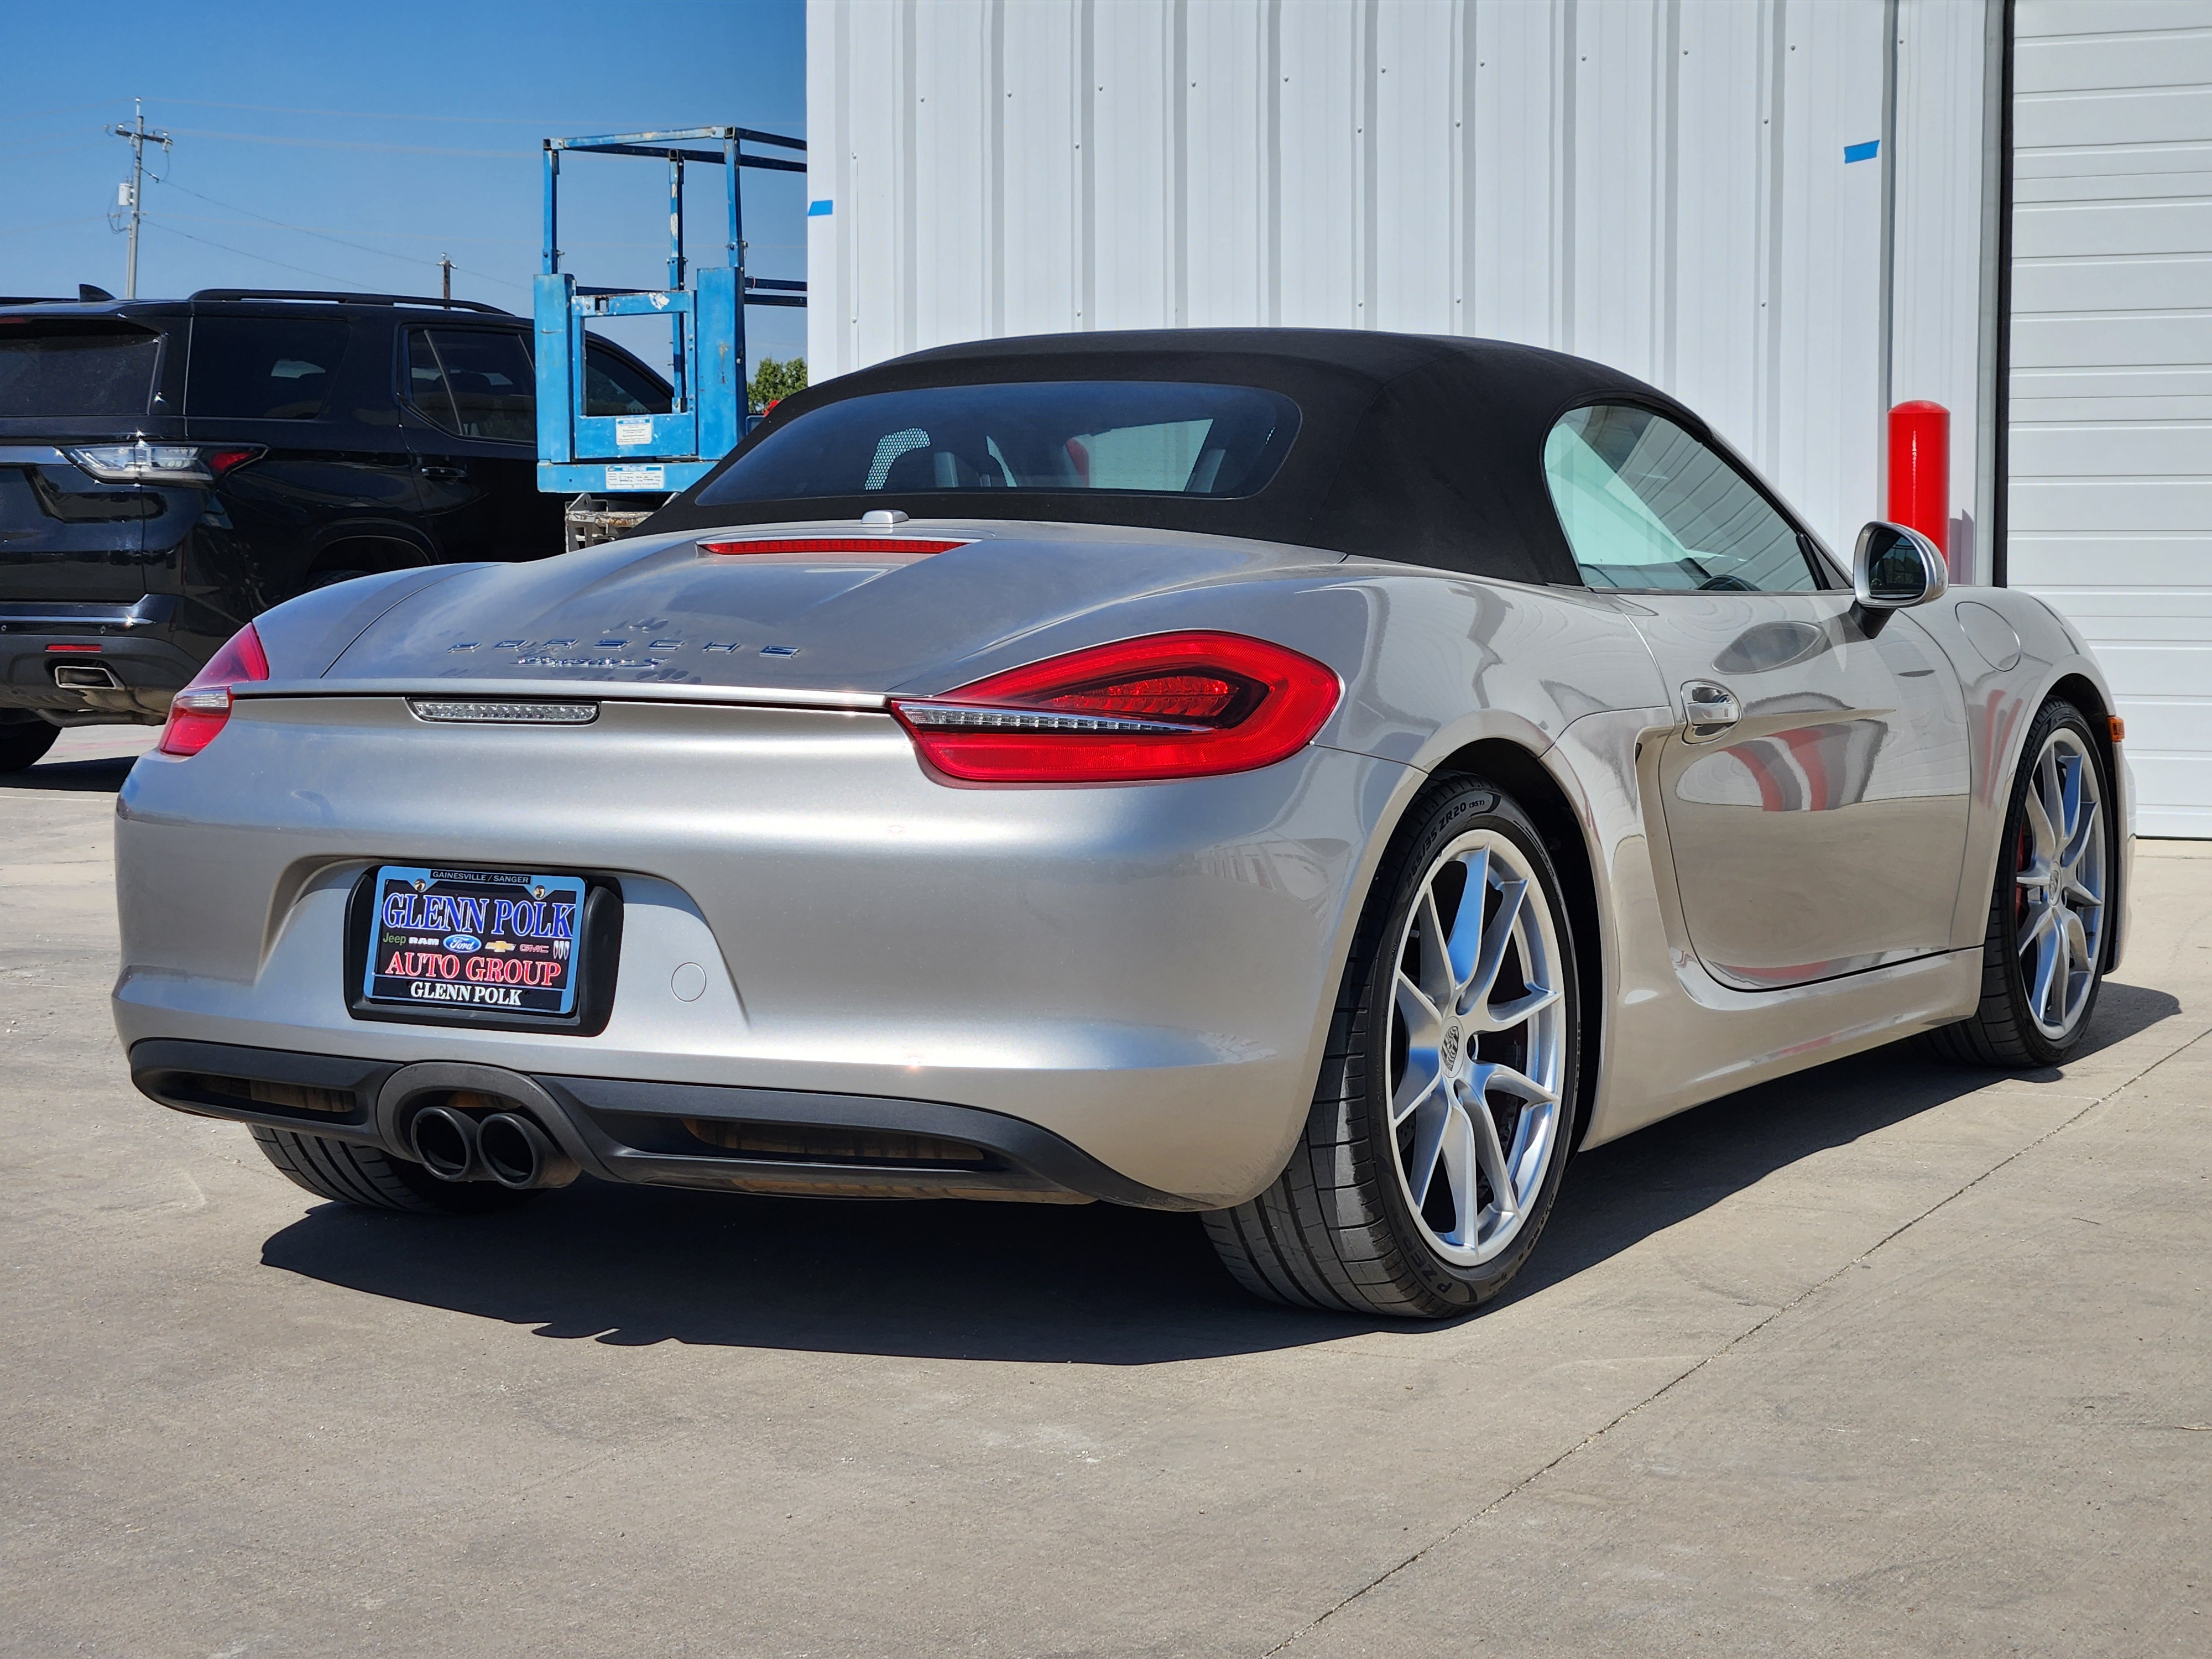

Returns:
408,1096,580,1190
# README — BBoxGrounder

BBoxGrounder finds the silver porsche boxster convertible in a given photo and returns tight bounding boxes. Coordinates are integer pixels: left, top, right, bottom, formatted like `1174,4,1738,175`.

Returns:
114,330,2130,1318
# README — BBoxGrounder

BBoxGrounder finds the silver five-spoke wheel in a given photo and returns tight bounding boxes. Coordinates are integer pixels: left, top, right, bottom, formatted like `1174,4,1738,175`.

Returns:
1386,829,1567,1267
2013,725,2108,1042
1923,699,2115,1070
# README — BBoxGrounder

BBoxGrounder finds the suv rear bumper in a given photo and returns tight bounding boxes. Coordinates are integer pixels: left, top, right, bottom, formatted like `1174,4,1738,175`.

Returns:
0,595,193,723
128,1037,1204,1209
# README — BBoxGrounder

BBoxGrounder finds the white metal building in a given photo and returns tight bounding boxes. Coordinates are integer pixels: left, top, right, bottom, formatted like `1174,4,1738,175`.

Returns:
806,0,2212,834
2008,2,2212,836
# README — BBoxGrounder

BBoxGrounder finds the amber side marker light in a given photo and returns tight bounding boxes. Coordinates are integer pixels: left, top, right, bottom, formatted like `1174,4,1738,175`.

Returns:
697,536,974,557
891,631,1342,785
2109,716,2126,743
157,623,269,757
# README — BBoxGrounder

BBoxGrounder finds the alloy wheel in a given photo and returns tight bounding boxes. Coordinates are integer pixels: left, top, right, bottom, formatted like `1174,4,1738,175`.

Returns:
1385,829,1568,1267
2013,726,2108,1041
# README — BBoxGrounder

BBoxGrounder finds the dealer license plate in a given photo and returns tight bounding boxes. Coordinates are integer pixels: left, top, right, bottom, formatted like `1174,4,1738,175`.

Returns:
362,865,587,1016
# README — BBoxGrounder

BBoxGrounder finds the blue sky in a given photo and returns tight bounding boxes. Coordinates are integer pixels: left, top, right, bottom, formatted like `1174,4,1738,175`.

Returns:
0,0,810,366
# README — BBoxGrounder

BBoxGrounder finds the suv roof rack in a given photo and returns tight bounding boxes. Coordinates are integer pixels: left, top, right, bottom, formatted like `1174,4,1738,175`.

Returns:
186,288,511,315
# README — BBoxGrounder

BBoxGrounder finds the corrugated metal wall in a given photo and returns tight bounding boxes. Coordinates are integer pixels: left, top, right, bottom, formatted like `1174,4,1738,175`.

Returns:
807,0,1994,565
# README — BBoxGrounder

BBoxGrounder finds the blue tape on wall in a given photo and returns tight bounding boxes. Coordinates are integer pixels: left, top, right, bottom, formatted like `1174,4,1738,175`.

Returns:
1843,140,1880,164
807,200,834,216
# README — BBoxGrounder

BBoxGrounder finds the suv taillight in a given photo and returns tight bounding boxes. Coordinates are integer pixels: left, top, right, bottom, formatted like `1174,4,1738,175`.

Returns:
157,624,270,757
890,631,1340,784
65,442,262,484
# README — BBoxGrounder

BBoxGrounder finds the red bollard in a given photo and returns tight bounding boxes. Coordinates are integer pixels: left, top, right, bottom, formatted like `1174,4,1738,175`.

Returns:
1887,400,1949,555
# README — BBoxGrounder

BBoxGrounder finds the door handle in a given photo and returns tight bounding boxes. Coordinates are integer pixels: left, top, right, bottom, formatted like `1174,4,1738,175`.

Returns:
1681,680,1741,742
418,463,466,481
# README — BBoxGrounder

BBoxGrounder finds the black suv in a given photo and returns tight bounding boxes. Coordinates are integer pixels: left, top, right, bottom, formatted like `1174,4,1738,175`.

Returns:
0,289,670,769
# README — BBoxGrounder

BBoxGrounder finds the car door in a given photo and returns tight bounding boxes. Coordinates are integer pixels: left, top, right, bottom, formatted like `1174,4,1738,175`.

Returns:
182,310,425,613
1543,403,1971,988
401,325,563,562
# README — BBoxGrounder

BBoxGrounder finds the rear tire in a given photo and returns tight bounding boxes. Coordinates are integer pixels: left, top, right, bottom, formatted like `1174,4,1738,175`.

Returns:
1921,698,2114,1068
0,721,60,773
1206,774,1581,1319
249,1125,537,1214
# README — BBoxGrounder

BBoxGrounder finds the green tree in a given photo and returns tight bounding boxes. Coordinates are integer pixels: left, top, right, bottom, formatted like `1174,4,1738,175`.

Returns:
748,355,808,412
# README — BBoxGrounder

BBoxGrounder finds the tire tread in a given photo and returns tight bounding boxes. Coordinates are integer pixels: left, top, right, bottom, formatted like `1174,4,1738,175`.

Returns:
1206,776,1576,1319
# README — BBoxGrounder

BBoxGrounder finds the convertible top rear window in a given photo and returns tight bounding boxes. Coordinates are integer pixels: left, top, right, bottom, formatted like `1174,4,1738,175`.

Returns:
651,329,1758,589
696,380,1300,507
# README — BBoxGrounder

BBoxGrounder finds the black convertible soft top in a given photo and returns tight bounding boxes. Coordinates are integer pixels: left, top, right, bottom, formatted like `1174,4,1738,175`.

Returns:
645,328,1709,587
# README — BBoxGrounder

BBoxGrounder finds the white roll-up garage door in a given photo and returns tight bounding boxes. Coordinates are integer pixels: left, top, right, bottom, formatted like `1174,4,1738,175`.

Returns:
2010,0,2212,837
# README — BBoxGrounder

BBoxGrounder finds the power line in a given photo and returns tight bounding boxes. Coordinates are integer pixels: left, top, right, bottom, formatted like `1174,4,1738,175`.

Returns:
148,209,799,255
143,221,372,290
147,96,692,128
0,214,108,239
163,126,533,159
0,101,112,126
153,181,524,290
0,140,109,161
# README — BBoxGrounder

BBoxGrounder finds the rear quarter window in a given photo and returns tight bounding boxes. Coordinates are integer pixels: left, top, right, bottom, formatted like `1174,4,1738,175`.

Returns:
187,316,352,420
0,321,163,418
406,328,535,442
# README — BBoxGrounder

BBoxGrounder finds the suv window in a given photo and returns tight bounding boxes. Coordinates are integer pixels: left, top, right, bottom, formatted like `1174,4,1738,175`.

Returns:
407,328,534,442
584,340,671,416
0,321,161,418
187,316,351,420
1543,404,1817,593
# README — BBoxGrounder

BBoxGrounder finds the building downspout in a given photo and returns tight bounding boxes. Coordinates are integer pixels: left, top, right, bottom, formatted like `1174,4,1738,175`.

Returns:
1977,0,2016,587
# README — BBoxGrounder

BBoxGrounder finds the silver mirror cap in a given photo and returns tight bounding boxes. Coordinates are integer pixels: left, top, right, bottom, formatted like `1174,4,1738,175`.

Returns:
1852,520,1948,610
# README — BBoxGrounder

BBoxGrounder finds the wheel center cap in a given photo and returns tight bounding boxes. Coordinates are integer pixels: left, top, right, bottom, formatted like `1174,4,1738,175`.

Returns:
1441,1025,1463,1072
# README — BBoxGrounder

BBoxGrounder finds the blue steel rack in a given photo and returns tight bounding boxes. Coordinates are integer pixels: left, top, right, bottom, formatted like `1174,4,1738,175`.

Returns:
534,125,805,499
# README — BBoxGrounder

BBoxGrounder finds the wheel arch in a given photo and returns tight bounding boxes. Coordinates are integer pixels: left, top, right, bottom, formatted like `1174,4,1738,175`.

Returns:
302,533,434,589
1425,737,1606,1156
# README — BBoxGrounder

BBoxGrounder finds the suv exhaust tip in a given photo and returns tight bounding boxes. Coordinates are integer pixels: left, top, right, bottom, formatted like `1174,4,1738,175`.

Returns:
477,1111,581,1190
52,662,122,689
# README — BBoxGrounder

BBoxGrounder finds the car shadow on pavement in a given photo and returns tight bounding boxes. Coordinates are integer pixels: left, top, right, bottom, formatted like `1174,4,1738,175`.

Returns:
1,754,141,793
1503,975,2185,1307
259,979,2184,1361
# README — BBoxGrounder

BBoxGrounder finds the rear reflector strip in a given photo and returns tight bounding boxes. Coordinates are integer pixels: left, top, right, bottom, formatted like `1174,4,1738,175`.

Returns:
406,700,599,725
697,536,973,557
895,703,1206,737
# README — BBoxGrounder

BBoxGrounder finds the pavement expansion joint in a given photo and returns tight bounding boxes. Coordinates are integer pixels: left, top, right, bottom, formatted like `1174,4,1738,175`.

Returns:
1261,1021,2212,1656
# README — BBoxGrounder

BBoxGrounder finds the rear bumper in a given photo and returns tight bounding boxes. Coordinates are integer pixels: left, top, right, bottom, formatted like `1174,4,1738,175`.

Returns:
112,694,1408,1206
0,595,193,723
129,1038,1201,1208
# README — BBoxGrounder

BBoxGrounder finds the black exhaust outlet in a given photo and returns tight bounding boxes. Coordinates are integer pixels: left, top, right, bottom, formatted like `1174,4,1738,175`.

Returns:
408,1104,481,1181
476,1112,581,1191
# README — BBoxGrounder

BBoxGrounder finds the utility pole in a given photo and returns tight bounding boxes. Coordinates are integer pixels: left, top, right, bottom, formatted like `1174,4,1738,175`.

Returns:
107,98,171,300
440,254,452,302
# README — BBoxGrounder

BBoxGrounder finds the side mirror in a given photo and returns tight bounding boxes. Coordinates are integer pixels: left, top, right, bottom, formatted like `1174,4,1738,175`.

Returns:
1851,521,1947,635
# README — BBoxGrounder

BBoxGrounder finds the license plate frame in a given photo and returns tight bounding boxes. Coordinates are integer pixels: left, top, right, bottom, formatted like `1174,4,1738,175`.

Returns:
345,864,623,1035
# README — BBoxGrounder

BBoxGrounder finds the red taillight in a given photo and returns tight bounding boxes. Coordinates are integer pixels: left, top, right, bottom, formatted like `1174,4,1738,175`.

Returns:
156,623,269,757
204,448,259,477
698,536,973,557
891,631,1341,784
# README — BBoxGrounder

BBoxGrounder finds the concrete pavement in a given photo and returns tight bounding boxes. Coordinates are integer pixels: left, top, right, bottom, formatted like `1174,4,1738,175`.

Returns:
2,726,2205,1656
